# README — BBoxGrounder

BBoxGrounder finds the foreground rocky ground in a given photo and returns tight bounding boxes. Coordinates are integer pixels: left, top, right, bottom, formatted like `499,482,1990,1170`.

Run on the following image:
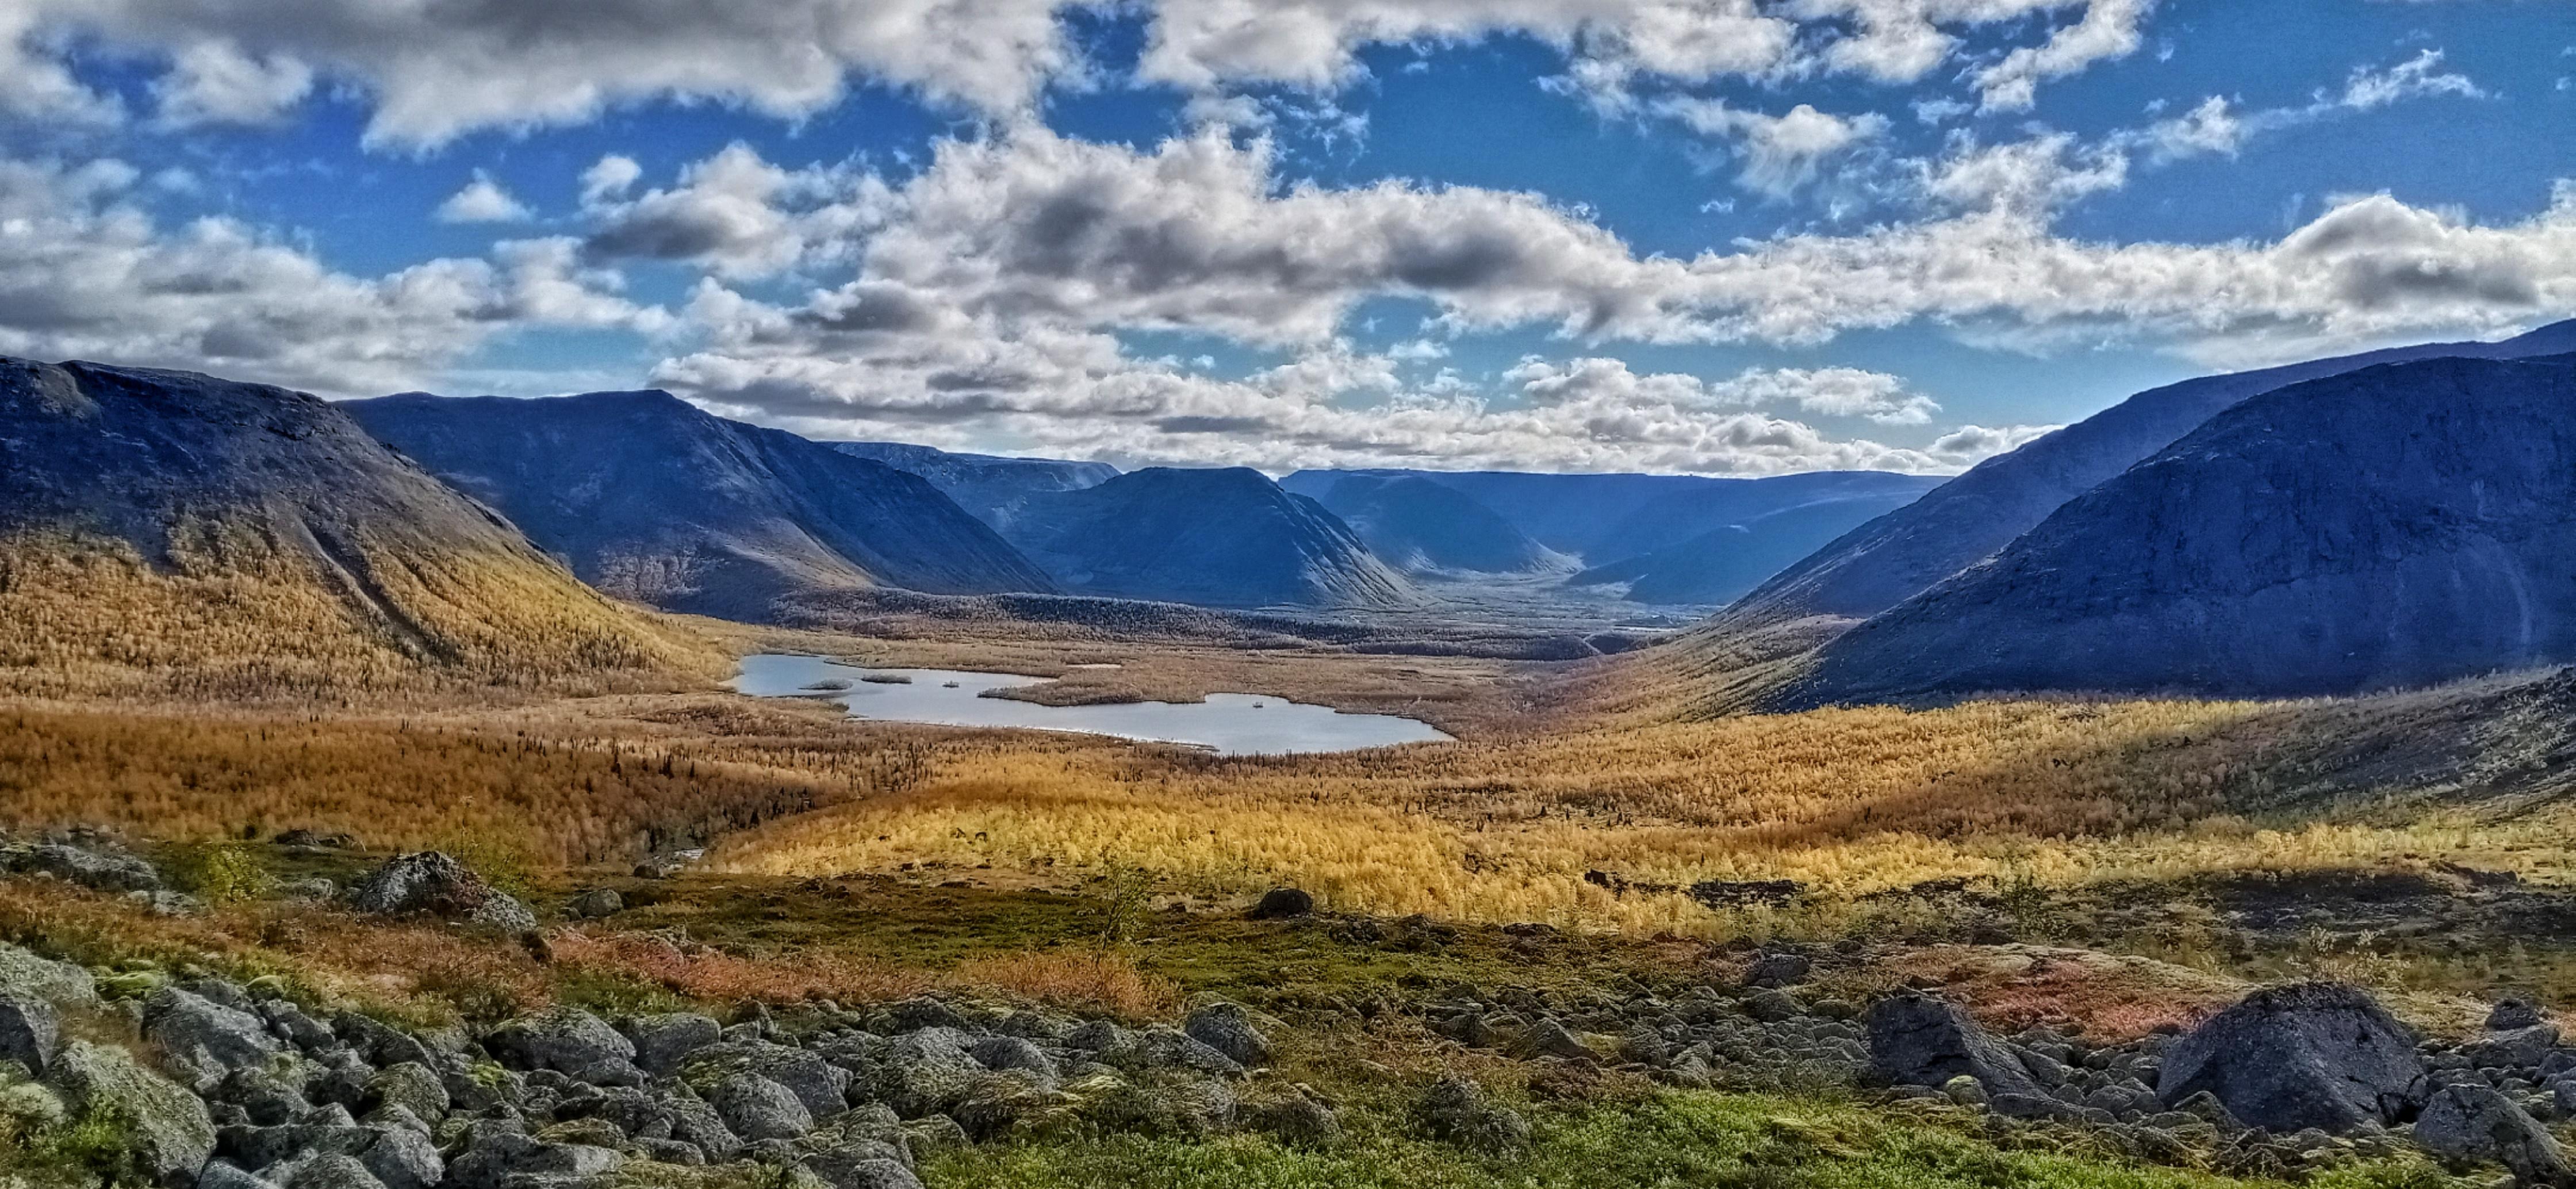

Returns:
3,829,2571,1189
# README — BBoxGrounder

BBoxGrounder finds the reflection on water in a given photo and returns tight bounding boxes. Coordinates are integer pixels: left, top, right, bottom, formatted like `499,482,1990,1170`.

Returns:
729,654,1451,756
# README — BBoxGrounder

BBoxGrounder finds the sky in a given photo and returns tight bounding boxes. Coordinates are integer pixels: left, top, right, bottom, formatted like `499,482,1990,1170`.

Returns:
0,0,2571,476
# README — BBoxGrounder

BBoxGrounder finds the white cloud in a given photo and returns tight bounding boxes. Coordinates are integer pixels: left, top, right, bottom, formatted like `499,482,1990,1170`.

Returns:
1649,100,1889,197
1971,0,2154,112
1929,422,2060,462
578,155,643,205
0,154,660,394
435,171,532,224
2128,50,2487,166
151,40,315,128
580,144,896,279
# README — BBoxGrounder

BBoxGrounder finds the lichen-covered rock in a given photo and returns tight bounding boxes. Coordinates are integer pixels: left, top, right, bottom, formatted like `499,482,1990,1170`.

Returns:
708,1072,811,1141
440,1129,622,1189
678,1040,850,1118
0,990,62,1075
147,989,285,1093
0,943,100,1010
484,1006,634,1075
1182,1002,1272,1068
625,1012,722,1076
2416,1083,2572,1186
2157,983,2426,1134
51,1038,218,1188
362,1064,447,1125
218,1124,442,1189
344,853,531,932
6,841,163,892
1418,1075,1527,1154
569,889,623,919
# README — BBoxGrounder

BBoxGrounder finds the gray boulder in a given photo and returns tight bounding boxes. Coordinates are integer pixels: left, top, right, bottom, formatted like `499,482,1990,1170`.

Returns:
208,1068,313,1127
2416,1083,2572,1186
680,1040,850,1117
267,1154,383,1189
362,1064,447,1125
0,943,101,1010
1136,1027,1243,1076
2156,983,2426,1133
1418,1075,1527,1153
708,1072,811,1140
146,988,284,1092
441,1131,622,1189
51,1039,218,1188
569,889,623,919
331,1014,435,1072
661,1086,745,1161
12,841,162,892
1865,991,2044,1099
195,1161,281,1189
803,1148,923,1189
218,1125,442,1189
1251,888,1314,919
626,1012,721,1076
1183,1002,1272,1068
0,990,62,1074
864,1030,983,1119
343,853,532,931
968,1035,1059,1084
2492,1000,2549,1031
2466,1025,2562,1071
484,1007,633,1075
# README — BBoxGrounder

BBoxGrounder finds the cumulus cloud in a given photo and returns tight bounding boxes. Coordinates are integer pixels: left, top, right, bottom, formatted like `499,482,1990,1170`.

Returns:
1929,422,2060,462
580,144,895,279
579,155,643,205
152,40,315,128
1649,100,1889,197
435,171,531,224
1972,0,2154,112
0,154,660,394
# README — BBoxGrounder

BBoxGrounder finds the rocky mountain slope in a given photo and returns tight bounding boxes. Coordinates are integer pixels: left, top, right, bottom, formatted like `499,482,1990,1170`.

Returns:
1787,354,2576,704
829,440,1116,533
1302,474,1571,574
0,357,703,694
1570,492,1935,606
998,467,1420,609
345,392,1053,621
1722,319,2576,633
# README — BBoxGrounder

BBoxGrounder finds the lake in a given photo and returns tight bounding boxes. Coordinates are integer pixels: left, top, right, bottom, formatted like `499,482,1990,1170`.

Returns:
729,654,1452,755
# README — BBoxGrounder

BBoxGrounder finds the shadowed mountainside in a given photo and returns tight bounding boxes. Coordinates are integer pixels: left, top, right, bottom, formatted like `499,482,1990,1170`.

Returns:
345,391,1054,621
1718,319,2576,634
1785,354,2576,705
1304,474,1573,574
997,467,1421,609
1570,489,1937,605
829,440,1117,532
0,357,710,695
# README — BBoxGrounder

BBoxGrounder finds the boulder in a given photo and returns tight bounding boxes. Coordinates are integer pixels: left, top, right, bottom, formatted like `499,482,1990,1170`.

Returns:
569,889,623,919
50,1038,218,1188
208,1068,313,1127
195,1161,282,1189
484,1007,634,1075
678,1040,850,1117
267,1154,383,1189
2492,1000,2550,1032
2466,1025,2563,1071
343,853,532,931
1182,1002,1272,1068
1251,888,1314,919
10,841,162,892
1511,1018,1601,1063
968,1035,1060,1084
2416,1083,2572,1186
1418,1075,1527,1153
708,1072,811,1140
2156,983,2426,1134
660,1086,744,1161
0,943,101,1010
1865,991,2043,1099
625,1012,722,1076
864,1030,984,1119
145,989,284,1093
0,990,62,1074
362,1064,447,1125
217,1125,442,1189
1744,951,1812,988
440,1131,622,1189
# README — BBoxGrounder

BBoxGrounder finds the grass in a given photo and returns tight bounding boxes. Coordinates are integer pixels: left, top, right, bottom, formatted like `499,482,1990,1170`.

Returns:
926,1088,2452,1189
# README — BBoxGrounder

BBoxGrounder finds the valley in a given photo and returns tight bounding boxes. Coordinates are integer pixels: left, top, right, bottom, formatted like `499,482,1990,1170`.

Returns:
10,331,2576,1189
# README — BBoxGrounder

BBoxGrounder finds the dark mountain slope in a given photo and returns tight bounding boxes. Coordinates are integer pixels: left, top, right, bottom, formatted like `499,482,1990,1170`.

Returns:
1580,471,1943,563
1572,490,1935,605
0,357,706,694
1305,475,1571,574
1787,354,2576,705
1000,467,1420,609
1722,319,2576,631
344,392,1052,621
829,440,1116,532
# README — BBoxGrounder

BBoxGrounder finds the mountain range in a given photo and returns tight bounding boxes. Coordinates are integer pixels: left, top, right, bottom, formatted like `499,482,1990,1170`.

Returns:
1719,319,2576,634
0,357,702,693
1785,352,2576,704
991,467,1421,609
827,440,1117,532
1301,474,1571,574
344,390,1054,622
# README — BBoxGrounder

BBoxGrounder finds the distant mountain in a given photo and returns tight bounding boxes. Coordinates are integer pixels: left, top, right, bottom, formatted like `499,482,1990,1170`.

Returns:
1279,468,1940,564
0,357,703,693
1571,490,1935,605
1787,353,2576,705
829,440,1116,532
1303,474,1571,574
344,391,1052,621
1722,319,2576,631
998,467,1420,609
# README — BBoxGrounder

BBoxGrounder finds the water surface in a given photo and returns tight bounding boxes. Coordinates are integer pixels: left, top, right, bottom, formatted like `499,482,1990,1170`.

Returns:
730,654,1450,755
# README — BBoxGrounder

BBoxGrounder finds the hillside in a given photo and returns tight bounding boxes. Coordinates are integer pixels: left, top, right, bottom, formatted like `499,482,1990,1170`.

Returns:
1786,354,2576,705
0,357,708,696
830,440,1117,531
1570,491,1935,605
999,467,1421,609
1718,319,2576,632
345,392,1053,621
1304,474,1571,574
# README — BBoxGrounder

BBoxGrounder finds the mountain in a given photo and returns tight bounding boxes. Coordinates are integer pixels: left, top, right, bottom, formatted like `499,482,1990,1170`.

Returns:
344,391,1052,621
1570,490,1936,605
829,440,1116,532
1786,353,2576,705
1722,319,2576,631
997,467,1420,609
1302,474,1571,574
0,357,705,694
1278,468,1940,562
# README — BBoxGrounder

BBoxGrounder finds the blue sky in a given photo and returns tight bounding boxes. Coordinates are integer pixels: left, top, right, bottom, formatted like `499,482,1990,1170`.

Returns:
0,0,2570,474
